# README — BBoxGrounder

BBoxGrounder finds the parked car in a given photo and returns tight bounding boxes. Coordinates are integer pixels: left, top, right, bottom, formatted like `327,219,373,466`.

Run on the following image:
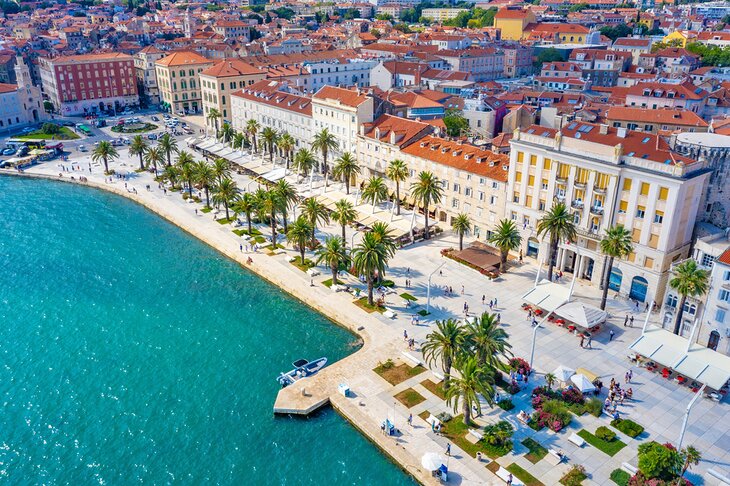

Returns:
19,127,35,134
151,116,159,122
2,147,16,155
17,146,29,156
78,145,87,152
177,111,185,117
147,133,158,140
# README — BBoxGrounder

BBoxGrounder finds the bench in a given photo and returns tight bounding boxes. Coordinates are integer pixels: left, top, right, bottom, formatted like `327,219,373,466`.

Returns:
468,429,484,442
621,463,638,475
384,309,397,319
402,352,422,367
496,467,524,486
546,448,564,466
569,433,585,447
432,371,444,382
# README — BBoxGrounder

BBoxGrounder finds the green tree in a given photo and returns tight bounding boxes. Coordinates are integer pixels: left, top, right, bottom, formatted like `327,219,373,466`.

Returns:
206,107,222,138
300,197,330,246
362,176,388,213
370,221,398,261
445,357,495,425
352,231,390,306
42,122,61,134
443,108,469,137
386,159,408,215
144,146,164,176
232,192,258,234
293,148,316,180
162,164,180,190
311,128,338,188
534,47,564,68
488,219,522,273
277,132,295,169
176,151,196,197
537,202,576,282
569,2,589,11
274,179,297,234
599,23,632,41
261,126,278,163
422,318,466,390
194,160,216,208
331,198,357,247
637,442,682,481
315,237,349,286
680,445,701,478
232,131,245,151
451,213,471,251
669,259,709,335
212,177,239,220
220,123,234,144
246,119,261,152
92,140,118,174
158,132,178,167
259,189,281,246
332,152,360,195
410,171,443,240
129,134,148,171
482,420,513,447
212,157,231,185
466,312,511,369
545,373,556,391
287,216,313,265
599,224,633,310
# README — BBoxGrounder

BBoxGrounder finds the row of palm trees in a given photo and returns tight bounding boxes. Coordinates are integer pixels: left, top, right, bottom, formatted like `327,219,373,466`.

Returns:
422,313,512,425
92,132,180,175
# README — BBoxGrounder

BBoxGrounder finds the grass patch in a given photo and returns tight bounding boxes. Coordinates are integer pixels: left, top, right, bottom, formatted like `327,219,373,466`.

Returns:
485,461,500,473
400,292,417,301
17,126,79,140
497,399,515,411
577,429,626,457
380,279,395,287
322,278,333,288
506,463,544,486
528,420,545,431
522,438,548,464
610,468,631,486
216,217,235,225
232,229,245,236
373,360,426,386
354,297,386,314
418,410,430,421
111,122,157,133
253,235,267,244
560,465,587,486
421,379,446,400
394,388,426,408
201,206,212,213
291,258,315,272
611,418,644,438
417,309,430,316
440,416,512,459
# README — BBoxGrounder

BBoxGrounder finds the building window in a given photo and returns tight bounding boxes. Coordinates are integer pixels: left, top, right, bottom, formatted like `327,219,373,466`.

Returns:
636,206,645,219
720,289,730,303
702,254,716,267
654,211,664,224
666,294,678,308
716,308,726,323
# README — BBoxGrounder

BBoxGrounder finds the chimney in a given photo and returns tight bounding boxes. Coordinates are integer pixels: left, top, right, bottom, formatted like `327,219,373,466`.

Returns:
617,127,627,138
599,124,608,135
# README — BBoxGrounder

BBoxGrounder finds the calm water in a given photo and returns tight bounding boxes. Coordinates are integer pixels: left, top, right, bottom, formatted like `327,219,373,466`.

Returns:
0,176,412,485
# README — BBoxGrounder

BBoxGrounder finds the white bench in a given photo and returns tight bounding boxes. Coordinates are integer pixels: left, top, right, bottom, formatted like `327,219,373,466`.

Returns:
306,268,320,277
384,309,397,319
468,429,484,441
496,467,524,486
432,371,444,382
621,463,638,475
401,352,422,367
546,448,564,466
569,433,585,447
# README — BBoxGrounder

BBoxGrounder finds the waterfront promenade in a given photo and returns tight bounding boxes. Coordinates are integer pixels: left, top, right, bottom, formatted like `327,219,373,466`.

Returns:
5,145,730,485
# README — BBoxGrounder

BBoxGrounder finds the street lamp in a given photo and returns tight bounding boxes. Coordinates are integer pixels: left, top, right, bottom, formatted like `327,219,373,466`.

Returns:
426,262,446,314
350,229,360,251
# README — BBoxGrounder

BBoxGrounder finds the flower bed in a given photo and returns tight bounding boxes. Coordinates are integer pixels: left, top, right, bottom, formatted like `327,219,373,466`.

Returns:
530,399,572,432
509,357,531,375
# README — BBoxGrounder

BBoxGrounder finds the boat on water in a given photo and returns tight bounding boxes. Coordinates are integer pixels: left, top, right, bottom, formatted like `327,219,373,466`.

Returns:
277,357,328,387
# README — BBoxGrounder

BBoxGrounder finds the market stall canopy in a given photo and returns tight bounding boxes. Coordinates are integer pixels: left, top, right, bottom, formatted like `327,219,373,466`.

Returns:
570,373,596,393
421,452,446,471
522,279,571,313
260,167,288,183
555,301,608,329
552,365,575,383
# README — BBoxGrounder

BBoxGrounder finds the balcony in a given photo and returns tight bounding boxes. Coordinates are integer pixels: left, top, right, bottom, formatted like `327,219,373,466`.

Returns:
574,181,587,189
576,227,601,240
556,194,566,201
556,176,568,184
590,206,604,216
571,200,584,209
593,186,607,195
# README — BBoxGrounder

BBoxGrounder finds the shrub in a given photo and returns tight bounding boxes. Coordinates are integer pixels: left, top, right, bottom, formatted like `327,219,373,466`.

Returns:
509,357,531,375
611,418,644,438
482,420,514,447
560,465,587,486
378,358,394,370
42,122,61,134
532,399,571,432
610,468,631,486
595,426,617,442
637,442,683,481
497,399,515,411
584,397,603,417
435,412,452,423
561,387,585,405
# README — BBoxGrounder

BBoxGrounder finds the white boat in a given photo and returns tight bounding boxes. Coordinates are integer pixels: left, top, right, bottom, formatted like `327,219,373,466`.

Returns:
277,357,328,387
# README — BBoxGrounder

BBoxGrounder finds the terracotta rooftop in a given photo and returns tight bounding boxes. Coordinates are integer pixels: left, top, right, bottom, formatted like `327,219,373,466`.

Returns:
201,58,263,77
43,52,133,64
606,106,708,127
313,86,369,108
156,51,211,67
361,114,433,148
718,247,730,266
232,80,312,116
0,83,18,94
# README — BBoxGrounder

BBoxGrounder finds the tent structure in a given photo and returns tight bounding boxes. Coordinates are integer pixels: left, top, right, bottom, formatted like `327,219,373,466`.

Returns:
522,279,571,313
554,301,608,329
260,167,288,183
421,453,446,471
570,373,596,393
552,365,575,383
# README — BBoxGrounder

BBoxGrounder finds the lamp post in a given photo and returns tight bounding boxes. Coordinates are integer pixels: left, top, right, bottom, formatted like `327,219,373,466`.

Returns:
350,229,360,252
678,384,706,450
528,310,559,371
426,262,446,314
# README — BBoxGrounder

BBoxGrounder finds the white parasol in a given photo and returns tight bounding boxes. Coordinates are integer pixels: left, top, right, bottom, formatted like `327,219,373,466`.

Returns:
570,373,596,393
421,452,446,471
552,365,576,383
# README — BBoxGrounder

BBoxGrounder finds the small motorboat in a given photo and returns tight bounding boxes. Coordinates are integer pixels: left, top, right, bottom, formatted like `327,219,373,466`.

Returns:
276,357,328,387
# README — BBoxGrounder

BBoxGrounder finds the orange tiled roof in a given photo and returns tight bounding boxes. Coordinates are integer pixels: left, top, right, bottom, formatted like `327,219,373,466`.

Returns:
717,247,730,266
361,114,433,147
156,50,211,67
201,58,263,77
0,83,18,94
232,80,312,116
606,106,708,127
313,86,368,108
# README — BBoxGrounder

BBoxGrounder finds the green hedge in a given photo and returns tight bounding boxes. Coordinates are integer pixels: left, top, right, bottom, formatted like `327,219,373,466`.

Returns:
611,418,644,438
610,468,631,486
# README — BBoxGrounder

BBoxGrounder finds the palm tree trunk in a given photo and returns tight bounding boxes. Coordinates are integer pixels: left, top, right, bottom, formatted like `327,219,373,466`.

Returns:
673,295,687,335
246,212,252,234
396,182,401,215
500,249,508,273
270,210,277,247
103,157,109,174
187,179,193,197
138,154,144,170
332,265,338,286
424,203,430,239
282,210,288,234
224,202,230,220
341,224,346,246
444,356,452,390
300,246,305,265
323,153,328,188
547,236,558,281
204,187,210,208
345,178,350,195
367,275,374,306
463,399,471,426
166,151,171,167
459,232,464,251
600,256,614,310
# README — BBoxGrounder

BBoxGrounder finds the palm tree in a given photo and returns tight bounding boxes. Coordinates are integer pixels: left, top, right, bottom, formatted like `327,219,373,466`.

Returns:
331,199,357,247
410,171,443,240
315,237,349,286
680,446,701,477
259,189,281,246
386,159,408,215
277,132,295,169
129,135,148,171
158,133,178,167
232,192,257,234
332,152,360,195
422,318,466,390
451,213,472,251
445,357,495,426
232,131,245,152
144,146,164,176
371,221,397,258
544,373,556,391
301,197,329,246
362,176,388,213
261,126,278,163
92,140,118,174
194,160,216,208
246,119,260,152
287,216,312,265
207,108,222,138
274,179,298,234
212,157,231,185
212,177,239,220
669,259,709,335
599,224,633,310
311,128,338,188
176,151,195,197
465,312,511,369
488,219,522,273
162,164,180,189
537,202,576,282
221,122,234,144
293,148,316,180
352,231,389,306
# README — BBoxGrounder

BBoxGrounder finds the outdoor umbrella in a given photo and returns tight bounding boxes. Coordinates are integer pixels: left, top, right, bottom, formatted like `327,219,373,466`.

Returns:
570,373,596,393
552,365,575,383
421,452,446,471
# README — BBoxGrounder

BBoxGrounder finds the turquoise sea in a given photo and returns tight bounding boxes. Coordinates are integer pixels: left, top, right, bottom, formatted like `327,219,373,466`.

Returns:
0,176,412,485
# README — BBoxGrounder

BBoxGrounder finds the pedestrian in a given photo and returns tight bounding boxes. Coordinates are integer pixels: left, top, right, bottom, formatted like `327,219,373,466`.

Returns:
482,295,485,305
449,286,453,294
240,244,243,252
580,336,585,348
507,473,513,486
195,208,198,215
461,285,464,295
628,369,633,382
407,413,413,426
403,329,408,341
477,451,482,462
489,300,493,310
497,313,501,322
586,336,592,349
310,279,314,286
446,443,451,456
629,316,634,327
624,315,628,327
439,270,443,277
609,330,615,341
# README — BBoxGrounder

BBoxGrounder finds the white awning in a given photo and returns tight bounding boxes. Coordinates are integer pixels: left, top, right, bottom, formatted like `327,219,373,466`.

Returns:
197,139,216,150
260,167,288,182
570,373,596,393
555,301,608,328
521,280,571,313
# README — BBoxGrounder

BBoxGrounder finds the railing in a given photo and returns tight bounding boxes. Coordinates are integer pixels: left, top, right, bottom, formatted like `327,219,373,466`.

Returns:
590,206,604,216
593,186,607,195
556,176,568,184
571,200,584,209
574,181,587,189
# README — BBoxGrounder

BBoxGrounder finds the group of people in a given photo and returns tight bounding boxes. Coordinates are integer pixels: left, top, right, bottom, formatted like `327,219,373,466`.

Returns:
603,372,634,417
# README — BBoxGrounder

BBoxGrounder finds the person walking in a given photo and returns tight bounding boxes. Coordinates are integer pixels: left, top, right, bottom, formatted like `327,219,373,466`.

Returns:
609,330,615,341
629,316,634,327
624,315,628,327
586,336,592,349
446,443,451,456
580,336,585,348
407,414,413,427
